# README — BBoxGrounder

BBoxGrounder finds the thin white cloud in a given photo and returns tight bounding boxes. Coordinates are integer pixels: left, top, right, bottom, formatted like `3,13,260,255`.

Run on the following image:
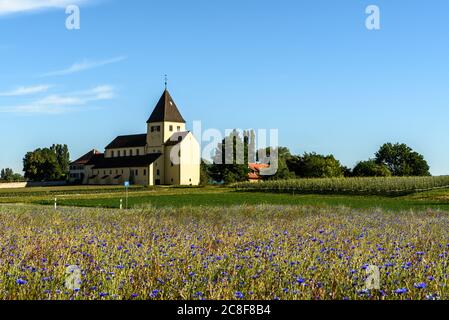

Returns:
0,85,115,114
41,56,127,77
0,0,87,16
0,85,52,96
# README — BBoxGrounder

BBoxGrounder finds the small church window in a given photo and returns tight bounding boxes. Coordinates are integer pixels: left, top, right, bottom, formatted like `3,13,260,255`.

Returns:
135,170,138,176
124,150,127,156
177,126,181,132
118,150,121,157
157,169,160,176
169,125,173,131
143,169,146,176
136,149,140,156
130,150,133,156
111,151,114,157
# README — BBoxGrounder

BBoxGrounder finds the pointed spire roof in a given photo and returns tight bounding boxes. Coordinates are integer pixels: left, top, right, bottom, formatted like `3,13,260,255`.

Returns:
146,90,186,123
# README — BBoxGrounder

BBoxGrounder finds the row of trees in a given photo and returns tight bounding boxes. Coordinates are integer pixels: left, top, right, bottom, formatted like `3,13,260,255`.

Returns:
202,131,431,184
0,168,24,182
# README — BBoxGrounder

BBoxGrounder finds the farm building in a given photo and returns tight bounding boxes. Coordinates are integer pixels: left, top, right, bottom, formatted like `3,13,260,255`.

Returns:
70,90,201,186
248,163,270,183
69,149,102,184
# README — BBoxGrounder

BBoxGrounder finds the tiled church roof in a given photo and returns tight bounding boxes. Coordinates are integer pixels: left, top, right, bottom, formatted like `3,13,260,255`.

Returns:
86,153,162,169
105,134,147,149
71,149,102,165
147,90,186,123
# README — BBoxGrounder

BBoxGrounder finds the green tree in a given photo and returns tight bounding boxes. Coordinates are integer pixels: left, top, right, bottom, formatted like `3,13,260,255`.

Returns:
200,159,211,185
51,144,70,180
375,143,430,176
287,152,344,178
353,159,392,177
341,166,353,178
209,130,250,184
12,173,24,181
257,146,295,180
23,145,70,182
0,168,14,181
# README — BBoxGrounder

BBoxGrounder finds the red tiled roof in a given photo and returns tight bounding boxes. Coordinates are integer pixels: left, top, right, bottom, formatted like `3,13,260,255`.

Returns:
249,163,270,172
248,163,270,181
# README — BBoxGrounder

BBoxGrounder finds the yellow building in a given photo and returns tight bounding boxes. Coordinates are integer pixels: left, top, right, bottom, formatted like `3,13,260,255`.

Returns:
78,90,200,186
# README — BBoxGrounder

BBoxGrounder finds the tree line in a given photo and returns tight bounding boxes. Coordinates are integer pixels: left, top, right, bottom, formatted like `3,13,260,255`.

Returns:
201,131,431,184
0,168,24,182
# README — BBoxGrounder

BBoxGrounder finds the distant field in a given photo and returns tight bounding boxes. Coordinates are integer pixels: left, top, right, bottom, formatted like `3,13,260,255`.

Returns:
1,185,449,211
0,204,448,300
234,176,449,196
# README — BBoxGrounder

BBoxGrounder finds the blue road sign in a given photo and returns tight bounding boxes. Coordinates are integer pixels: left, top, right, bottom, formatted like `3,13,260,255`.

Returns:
124,181,130,187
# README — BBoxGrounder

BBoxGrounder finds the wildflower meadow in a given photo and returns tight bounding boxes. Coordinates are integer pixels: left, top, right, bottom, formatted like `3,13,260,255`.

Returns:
0,204,448,300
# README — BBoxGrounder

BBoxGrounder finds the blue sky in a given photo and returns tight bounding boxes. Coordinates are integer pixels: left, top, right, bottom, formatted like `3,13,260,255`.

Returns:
0,0,448,175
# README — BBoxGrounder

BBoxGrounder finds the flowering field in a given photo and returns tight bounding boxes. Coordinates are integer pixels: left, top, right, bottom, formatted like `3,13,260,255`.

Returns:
0,204,448,300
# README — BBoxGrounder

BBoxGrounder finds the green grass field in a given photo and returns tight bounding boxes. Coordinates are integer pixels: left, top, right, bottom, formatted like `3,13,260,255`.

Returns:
1,185,449,211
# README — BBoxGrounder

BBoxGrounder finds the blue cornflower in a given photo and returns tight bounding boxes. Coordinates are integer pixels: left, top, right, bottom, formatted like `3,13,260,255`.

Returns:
394,288,408,294
414,282,426,289
131,293,138,298
99,292,109,297
16,278,27,285
235,292,244,299
150,289,160,298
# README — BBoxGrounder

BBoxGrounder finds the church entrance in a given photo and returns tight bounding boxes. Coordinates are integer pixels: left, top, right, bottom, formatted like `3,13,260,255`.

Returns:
155,179,161,185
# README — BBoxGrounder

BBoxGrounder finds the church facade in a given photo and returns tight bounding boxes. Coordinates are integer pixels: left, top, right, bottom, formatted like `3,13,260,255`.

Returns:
71,90,200,186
